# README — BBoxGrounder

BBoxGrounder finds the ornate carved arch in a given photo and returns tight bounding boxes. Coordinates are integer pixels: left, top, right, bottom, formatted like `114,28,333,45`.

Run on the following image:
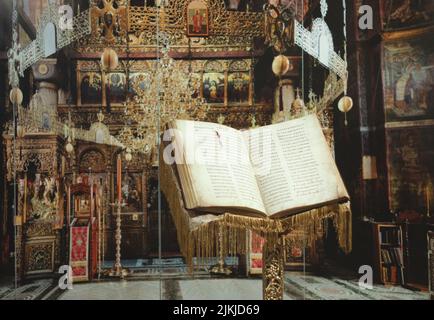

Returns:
23,153,42,173
78,148,106,173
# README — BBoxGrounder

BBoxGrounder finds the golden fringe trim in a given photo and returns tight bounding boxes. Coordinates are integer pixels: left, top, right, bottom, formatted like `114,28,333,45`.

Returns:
160,156,352,271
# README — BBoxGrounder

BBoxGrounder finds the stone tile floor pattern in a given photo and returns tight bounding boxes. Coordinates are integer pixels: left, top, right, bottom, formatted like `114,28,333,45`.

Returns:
54,275,429,300
283,273,429,300
58,280,162,300
0,260,430,300
0,279,54,300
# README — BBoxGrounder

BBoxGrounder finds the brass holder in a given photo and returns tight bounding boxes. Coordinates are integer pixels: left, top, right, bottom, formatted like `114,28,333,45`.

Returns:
210,261,232,276
210,223,232,276
104,201,130,279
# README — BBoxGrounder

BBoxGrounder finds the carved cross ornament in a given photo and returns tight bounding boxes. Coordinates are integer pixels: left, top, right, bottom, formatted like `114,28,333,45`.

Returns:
90,0,127,44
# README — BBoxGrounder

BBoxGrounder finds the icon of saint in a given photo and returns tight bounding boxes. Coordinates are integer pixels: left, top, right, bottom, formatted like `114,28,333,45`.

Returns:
192,10,203,33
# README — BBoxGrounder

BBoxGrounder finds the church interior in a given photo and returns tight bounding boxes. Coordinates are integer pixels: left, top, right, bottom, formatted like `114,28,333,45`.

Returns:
0,0,433,301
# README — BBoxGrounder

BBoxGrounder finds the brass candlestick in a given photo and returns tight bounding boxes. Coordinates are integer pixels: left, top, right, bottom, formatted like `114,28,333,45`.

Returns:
210,223,232,276
106,201,129,278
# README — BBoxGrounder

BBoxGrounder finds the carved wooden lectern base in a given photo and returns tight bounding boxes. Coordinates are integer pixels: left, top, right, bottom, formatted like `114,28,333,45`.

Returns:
262,235,285,300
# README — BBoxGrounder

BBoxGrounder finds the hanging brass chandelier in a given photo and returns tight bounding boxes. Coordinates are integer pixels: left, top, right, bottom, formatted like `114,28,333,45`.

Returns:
117,33,208,155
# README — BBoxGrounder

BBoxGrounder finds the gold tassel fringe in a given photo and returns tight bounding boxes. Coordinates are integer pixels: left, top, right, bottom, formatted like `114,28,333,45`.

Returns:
160,153,352,271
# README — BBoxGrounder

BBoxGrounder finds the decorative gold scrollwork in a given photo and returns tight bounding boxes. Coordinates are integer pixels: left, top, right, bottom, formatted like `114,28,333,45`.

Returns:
90,0,128,44
263,235,284,300
80,0,264,50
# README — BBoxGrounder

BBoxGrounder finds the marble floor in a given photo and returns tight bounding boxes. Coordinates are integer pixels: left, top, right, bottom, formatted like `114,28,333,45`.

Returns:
283,272,429,300
1,260,430,300
54,275,429,300
58,281,162,300
57,279,292,300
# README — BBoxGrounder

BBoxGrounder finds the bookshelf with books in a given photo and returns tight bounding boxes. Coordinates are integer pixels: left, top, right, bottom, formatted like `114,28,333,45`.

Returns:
372,223,405,285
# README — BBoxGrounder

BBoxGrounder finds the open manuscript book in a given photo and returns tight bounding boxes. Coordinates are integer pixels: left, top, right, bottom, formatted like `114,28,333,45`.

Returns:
164,115,349,219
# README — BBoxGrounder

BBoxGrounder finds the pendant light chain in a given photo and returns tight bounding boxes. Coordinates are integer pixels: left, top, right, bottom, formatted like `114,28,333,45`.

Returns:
342,0,348,95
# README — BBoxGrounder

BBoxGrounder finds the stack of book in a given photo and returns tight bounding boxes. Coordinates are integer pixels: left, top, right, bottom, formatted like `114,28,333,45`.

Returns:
380,247,404,265
380,247,404,283
377,225,404,285
380,228,400,245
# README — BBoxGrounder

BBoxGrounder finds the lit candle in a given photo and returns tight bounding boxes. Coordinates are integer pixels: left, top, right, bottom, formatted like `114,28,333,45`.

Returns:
117,154,122,204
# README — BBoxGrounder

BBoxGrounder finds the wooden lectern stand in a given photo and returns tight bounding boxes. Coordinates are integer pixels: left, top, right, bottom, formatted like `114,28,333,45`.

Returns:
159,149,352,300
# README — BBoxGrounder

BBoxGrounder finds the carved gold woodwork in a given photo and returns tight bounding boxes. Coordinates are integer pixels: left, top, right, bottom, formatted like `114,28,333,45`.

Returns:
3,135,61,182
77,0,264,52
79,149,106,173
24,237,56,275
23,222,59,276
262,235,284,300
25,239,54,275
75,58,256,110
25,222,57,238
59,103,273,132
90,0,128,44
5,134,66,231
75,143,112,173
77,60,103,72
77,58,249,76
